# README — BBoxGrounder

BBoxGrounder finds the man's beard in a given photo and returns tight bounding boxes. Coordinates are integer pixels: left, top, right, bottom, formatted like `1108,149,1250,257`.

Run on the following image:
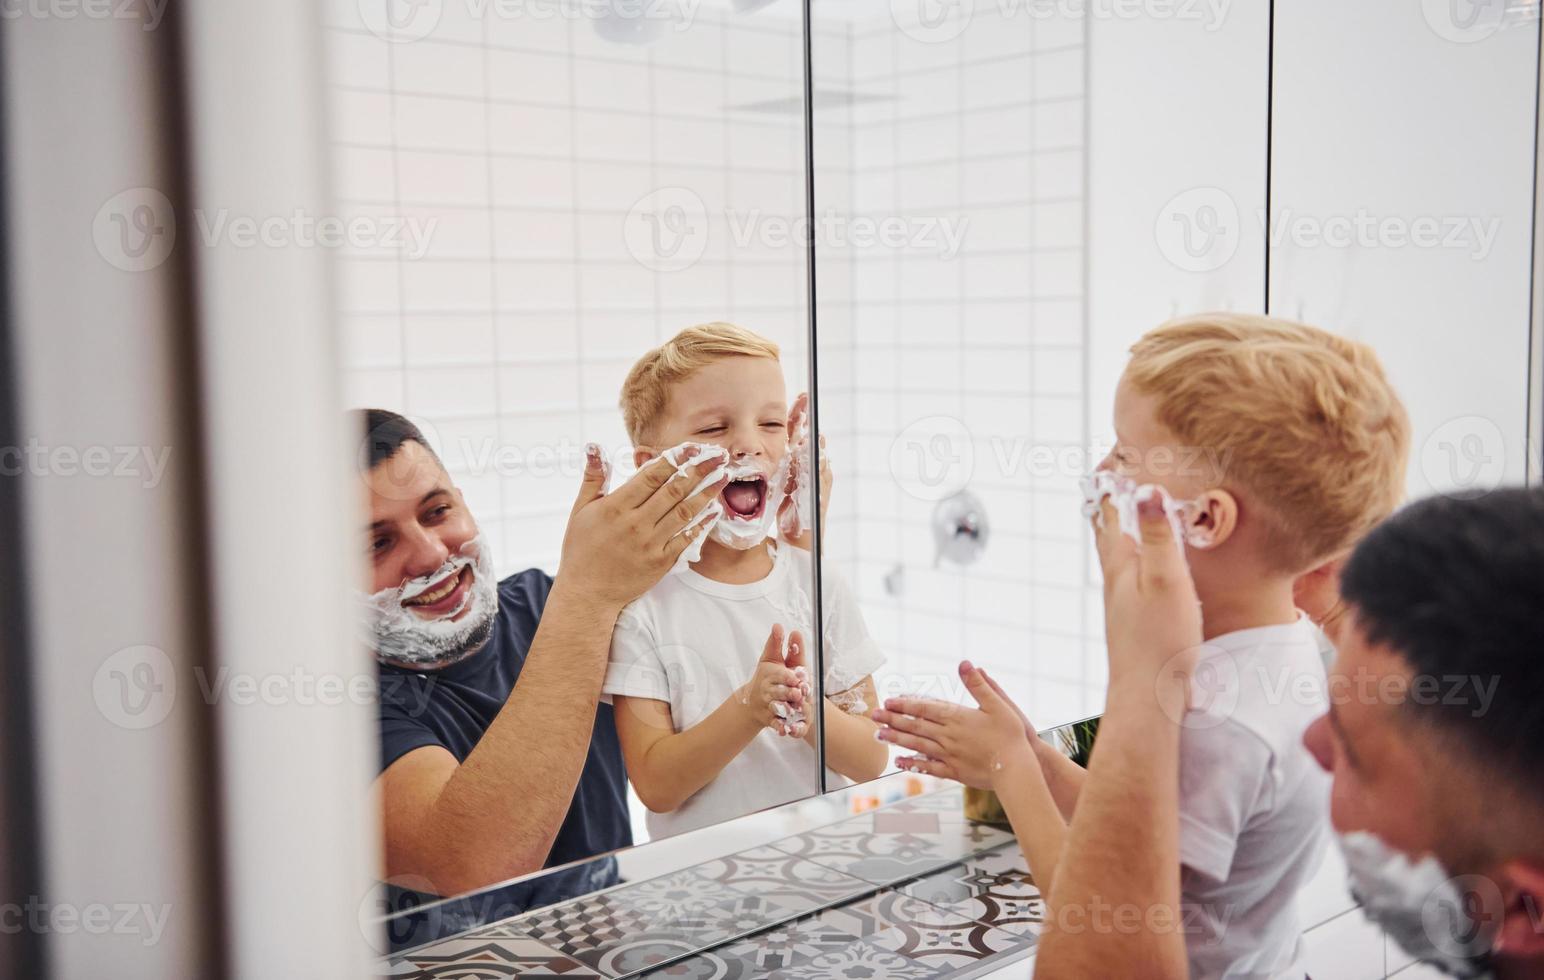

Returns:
1339,830,1498,978
360,536,499,671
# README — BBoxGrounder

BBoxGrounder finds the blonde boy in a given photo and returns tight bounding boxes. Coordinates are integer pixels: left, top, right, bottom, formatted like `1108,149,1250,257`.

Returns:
874,314,1410,979
603,323,888,839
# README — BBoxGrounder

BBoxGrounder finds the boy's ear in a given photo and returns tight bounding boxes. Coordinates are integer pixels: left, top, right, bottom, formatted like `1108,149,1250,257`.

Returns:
1188,489,1238,550
1494,857,1544,959
632,446,657,470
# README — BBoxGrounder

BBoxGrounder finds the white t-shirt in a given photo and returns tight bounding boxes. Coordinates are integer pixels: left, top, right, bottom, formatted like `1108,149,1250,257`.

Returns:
1179,614,1332,980
602,542,886,839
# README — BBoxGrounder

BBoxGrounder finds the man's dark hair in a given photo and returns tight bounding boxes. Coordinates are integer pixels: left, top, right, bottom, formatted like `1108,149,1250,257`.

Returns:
1341,486,1544,775
354,408,439,470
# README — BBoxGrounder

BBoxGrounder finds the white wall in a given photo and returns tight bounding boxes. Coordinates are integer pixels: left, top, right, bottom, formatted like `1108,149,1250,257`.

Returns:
1269,0,1538,501
325,0,813,576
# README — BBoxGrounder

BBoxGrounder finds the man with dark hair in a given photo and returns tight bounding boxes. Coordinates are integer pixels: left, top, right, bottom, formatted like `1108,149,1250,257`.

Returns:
1299,487,1544,976
355,408,728,899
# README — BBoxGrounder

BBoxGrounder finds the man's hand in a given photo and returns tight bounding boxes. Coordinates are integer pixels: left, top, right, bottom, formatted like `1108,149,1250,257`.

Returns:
557,444,727,610
871,661,1037,790
738,625,810,738
1092,491,1204,703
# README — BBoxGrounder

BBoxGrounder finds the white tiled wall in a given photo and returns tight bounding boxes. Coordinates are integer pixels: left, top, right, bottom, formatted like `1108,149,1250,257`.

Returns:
813,3,1102,736
325,0,814,576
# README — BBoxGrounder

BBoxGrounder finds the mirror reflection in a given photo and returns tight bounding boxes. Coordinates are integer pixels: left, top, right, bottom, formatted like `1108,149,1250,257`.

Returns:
323,0,855,917
810,1,1101,786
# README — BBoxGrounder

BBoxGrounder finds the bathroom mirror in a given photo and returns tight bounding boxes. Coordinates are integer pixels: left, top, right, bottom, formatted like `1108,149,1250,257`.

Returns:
325,0,837,919
808,0,1273,780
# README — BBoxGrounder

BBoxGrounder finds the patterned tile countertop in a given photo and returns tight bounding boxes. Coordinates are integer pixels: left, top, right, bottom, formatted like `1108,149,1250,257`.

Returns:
382,787,1043,979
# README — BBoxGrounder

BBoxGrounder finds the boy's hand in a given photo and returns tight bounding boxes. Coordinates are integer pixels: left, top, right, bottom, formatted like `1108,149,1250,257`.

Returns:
778,393,831,548
738,625,810,738
1092,492,1204,708
871,661,1036,790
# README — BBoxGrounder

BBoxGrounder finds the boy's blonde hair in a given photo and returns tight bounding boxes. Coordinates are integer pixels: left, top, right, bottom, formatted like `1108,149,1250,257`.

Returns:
1126,313,1409,574
621,322,781,446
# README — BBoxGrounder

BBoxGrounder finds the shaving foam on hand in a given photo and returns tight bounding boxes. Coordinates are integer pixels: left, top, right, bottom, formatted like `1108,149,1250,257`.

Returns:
659,442,731,566
1080,471,1204,551
776,410,815,540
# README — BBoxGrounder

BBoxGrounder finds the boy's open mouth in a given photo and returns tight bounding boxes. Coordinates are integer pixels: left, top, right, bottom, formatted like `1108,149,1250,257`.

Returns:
721,474,768,521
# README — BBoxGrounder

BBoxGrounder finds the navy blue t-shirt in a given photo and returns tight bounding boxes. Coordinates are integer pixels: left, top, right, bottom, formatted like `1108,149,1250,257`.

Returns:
377,569,632,886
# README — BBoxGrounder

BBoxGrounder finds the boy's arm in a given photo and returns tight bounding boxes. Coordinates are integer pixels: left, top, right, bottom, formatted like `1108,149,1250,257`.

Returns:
612,624,809,813
803,676,887,781
991,739,1070,903
974,668,1088,820
612,694,765,813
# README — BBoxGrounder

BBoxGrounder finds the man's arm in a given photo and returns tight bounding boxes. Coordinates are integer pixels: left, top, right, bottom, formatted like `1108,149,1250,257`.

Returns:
1034,494,1198,978
378,449,727,896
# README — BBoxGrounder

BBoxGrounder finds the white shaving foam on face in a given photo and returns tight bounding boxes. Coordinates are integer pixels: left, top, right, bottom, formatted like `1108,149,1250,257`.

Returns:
658,441,789,562
360,535,499,670
1080,471,1208,551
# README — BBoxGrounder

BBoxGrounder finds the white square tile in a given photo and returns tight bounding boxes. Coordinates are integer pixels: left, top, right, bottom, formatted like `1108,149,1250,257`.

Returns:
396,150,491,206
494,260,578,310
338,314,403,370
1033,48,1082,101
394,93,488,152
407,365,498,416
326,31,391,90
402,260,494,312
725,24,796,78
341,367,406,410
1031,394,1081,443
497,313,580,360
573,58,651,112
332,146,397,203
392,40,484,97
1032,98,1082,149
655,116,727,167
1032,148,1082,200
398,206,492,260
493,208,577,259
489,156,575,208
1031,299,1082,346
330,89,395,146
336,258,401,315
1034,199,1083,249
574,159,657,209
485,5,572,54
499,361,581,411
489,103,574,155
963,105,1032,155
403,314,496,366
486,49,571,103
